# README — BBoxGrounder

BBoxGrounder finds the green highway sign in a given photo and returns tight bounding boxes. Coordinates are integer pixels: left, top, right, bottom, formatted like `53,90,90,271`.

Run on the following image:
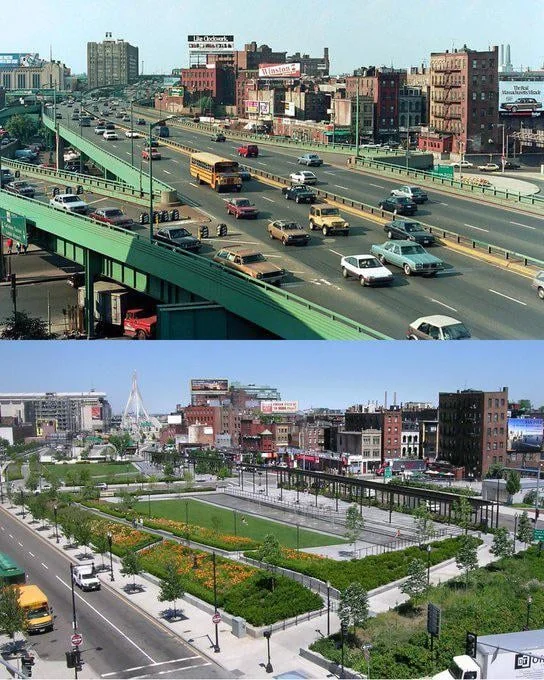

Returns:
533,529,544,541
0,208,27,245
384,467,393,480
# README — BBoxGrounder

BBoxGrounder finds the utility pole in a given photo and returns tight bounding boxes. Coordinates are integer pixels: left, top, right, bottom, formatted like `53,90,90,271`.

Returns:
355,80,360,158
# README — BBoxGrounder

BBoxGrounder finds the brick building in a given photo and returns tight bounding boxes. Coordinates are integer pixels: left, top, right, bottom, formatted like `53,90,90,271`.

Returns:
286,48,330,77
344,407,403,461
438,388,508,478
180,64,235,105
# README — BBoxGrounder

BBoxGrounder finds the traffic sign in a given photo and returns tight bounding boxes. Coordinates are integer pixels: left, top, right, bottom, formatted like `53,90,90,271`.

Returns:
212,613,221,625
0,208,27,246
384,467,392,480
533,529,544,541
71,633,83,647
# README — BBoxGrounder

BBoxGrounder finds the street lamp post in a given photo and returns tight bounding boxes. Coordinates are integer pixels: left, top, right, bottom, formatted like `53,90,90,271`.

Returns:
107,531,114,581
296,523,300,553
212,552,220,653
69,563,78,632
525,596,532,630
54,504,59,543
263,630,273,673
233,510,237,536
20,489,25,519
185,501,189,526
340,622,346,679
326,581,331,636
130,100,134,167
426,544,432,586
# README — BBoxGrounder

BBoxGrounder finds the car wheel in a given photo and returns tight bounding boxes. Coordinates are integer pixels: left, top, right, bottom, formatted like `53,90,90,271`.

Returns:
538,287,544,300
387,230,394,239
359,276,367,286
296,197,301,204
282,238,288,246
284,192,289,199
269,231,274,239
309,220,315,231
135,330,147,340
342,267,349,279
403,263,412,276
322,226,329,236
379,255,387,265
407,335,418,340
235,212,240,219
511,106,517,113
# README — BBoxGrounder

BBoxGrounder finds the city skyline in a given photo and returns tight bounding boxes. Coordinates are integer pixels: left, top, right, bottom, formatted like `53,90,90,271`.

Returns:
1,0,542,76
1,341,541,412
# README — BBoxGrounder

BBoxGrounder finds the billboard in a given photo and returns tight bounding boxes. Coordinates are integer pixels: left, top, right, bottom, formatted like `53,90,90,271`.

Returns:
499,80,543,117
91,406,102,420
188,35,234,53
284,102,296,117
261,401,299,414
190,379,229,393
245,100,270,115
259,63,301,79
0,53,43,69
508,418,543,453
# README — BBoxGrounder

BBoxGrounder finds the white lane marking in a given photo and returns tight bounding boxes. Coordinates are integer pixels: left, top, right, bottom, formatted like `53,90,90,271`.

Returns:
125,152,131,155
329,249,344,257
510,221,537,231
0,527,4,531
439,202,448,206
256,161,267,166
489,290,527,306
189,183,199,188
101,656,201,677
87,197,110,205
28,552,34,557
368,183,385,189
18,542,23,547
323,171,336,175
55,575,155,662
41,563,48,569
163,170,171,175
262,197,275,202
428,298,458,312
334,185,350,190
8,534,13,539
152,664,212,677
286,161,297,165
170,159,179,163
464,223,489,233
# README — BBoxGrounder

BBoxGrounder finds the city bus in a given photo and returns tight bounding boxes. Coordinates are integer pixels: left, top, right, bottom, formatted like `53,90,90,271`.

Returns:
0,552,26,585
189,152,242,193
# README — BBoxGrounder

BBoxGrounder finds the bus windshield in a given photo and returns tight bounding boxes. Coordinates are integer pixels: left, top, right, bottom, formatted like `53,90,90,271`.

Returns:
216,161,239,173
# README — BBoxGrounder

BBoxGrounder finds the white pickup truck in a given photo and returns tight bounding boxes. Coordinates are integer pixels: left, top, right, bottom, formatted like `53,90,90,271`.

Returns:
72,564,101,592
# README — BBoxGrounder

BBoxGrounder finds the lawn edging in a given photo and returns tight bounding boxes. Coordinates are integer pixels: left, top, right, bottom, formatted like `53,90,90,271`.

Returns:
299,647,360,679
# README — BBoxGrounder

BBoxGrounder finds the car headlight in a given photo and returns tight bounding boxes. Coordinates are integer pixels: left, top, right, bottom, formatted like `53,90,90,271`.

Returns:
344,223,350,227
415,263,423,269
256,272,263,279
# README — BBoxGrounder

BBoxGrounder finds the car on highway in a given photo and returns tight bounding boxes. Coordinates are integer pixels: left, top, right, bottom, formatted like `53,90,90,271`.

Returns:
94,125,106,135
384,219,435,246
449,160,474,168
378,196,417,215
500,97,542,113
125,130,142,138
213,246,285,285
89,207,134,229
71,113,80,121
267,220,310,246
95,482,108,490
211,132,226,142
55,112,62,118
0,169,15,187
137,118,146,125
153,226,202,252
407,315,472,340
237,144,259,157
5,180,35,198
340,254,394,286
142,147,161,160
49,193,88,215
225,197,259,219
478,163,500,172
103,130,118,140
297,153,323,166
390,185,428,203
309,205,349,236
503,160,520,170
370,240,444,277
239,166,252,181
290,170,317,185
65,161,90,174
532,270,544,300
281,184,317,203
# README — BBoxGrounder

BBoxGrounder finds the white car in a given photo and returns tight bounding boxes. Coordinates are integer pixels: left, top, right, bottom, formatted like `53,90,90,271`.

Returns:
103,130,118,140
449,160,474,168
340,254,394,286
390,185,428,203
49,193,88,215
478,163,500,172
407,315,472,340
125,130,141,138
289,170,317,185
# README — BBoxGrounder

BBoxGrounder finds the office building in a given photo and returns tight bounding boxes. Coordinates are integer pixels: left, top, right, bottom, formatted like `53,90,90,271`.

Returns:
87,35,139,89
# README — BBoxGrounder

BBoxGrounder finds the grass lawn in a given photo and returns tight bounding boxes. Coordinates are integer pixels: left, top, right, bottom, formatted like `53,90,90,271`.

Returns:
5,463,22,481
43,462,139,482
131,498,345,549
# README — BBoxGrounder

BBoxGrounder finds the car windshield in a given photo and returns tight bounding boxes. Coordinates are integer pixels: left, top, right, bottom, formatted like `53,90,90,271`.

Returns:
358,257,382,269
63,196,80,203
400,245,425,255
281,223,299,231
241,253,265,264
302,172,314,177
403,223,421,233
105,209,123,217
320,208,339,216
236,200,252,207
168,229,191,239
443,323,471,340
28,606,49,618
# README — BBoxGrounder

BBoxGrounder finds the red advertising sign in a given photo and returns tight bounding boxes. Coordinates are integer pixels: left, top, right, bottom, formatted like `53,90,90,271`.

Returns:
258,63,301,79
91,406,102,420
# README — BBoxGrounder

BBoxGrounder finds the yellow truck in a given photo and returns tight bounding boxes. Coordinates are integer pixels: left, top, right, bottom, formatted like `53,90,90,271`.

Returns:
18,584,54,634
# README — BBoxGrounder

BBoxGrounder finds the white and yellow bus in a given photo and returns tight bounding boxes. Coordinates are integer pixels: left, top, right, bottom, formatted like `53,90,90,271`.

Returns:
189,152,242,192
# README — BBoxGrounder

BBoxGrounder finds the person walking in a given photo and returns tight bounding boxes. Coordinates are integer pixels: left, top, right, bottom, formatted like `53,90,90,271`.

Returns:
22,242,28,254
15,242,21,256
5,238,13,255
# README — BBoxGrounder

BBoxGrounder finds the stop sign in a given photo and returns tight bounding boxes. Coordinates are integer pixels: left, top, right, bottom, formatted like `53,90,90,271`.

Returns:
212,613,221,625
71,633,83,647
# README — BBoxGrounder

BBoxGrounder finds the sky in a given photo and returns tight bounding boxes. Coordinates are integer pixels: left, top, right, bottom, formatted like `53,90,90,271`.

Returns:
1,0,542,76
0,341,540,413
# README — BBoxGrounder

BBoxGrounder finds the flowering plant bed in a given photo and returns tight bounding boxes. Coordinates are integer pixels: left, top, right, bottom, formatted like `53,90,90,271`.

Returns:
88,518,158,555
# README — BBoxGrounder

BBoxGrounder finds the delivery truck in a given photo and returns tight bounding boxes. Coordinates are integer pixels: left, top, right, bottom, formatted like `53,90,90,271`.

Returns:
18,584,54,633
72,563,101,591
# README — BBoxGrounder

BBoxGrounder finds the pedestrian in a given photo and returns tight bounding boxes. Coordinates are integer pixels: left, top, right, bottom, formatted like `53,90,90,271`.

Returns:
6,238,13,255
15,242,21,255
22,243,28,254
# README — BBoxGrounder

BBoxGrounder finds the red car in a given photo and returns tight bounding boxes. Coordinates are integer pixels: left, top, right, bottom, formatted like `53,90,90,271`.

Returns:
225,198,259,219
88,207,134,229
237,144,259,158
142,147,161,160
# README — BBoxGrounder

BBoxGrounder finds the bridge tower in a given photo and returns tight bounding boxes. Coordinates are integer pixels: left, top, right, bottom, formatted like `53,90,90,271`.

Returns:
121,371,152,438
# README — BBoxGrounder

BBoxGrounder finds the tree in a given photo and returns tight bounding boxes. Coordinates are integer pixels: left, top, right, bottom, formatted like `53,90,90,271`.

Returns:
401,559,429,604
118,490,136,513
486,464,505,479
413,504,436,545
4,114,39,144
517,511,534,545
452,496,473,534
0,585,26,638
455,535,479,587
73,515,93,556
338,582,369,633
25,473,39,493
505,471,521,501
158,560,185,619
108,433,132,458
257,534,282,565
490,527,514,559
93,531,110,570
0,312,56,339
345,504,365,554
210,515,222,535
120,550,142,591
163,463,174,480
183,471,194,489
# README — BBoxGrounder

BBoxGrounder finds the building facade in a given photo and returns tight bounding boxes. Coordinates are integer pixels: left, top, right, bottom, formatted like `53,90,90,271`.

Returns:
87,37,139,89
286,48,330,77
0,61,70,91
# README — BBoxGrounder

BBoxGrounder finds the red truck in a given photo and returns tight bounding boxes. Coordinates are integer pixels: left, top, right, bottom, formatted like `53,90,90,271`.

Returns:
123,309,157,340
237,144,259,158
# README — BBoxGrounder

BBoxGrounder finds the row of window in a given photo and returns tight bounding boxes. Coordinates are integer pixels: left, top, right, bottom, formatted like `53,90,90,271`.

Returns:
2,74,42,88
487,442,505,450
399,102,422,112
399,116,422,126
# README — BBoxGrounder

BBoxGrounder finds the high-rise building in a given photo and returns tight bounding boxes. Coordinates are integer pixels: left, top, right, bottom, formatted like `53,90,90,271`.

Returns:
438,387,508,478
87,35,139,89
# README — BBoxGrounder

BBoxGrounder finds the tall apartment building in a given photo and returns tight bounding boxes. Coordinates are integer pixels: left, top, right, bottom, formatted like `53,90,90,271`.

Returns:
344,407,402,461
87,36,139,89
438,388,508,478
429,45,499,153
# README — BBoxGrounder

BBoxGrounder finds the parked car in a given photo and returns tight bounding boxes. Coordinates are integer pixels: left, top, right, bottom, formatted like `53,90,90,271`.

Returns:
340,254,394,286
297,153,323,166
225,198,259,219
532,270,544,300
407,315,472,340
449,160,474,168
378,196,417,215
290,170,317,185
500,97,542,113
384,219,435,246
478,163,500,172
103,130,118,140
237,144,258,157
5,180,35,198
370,240,444,277
267,220,310,246
88,207,134,229
281,184,317,204
142,147,161,160
211,132,226,142
390,185,428,203
49,193,88,215
213,246,285,285
153,226,202,252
